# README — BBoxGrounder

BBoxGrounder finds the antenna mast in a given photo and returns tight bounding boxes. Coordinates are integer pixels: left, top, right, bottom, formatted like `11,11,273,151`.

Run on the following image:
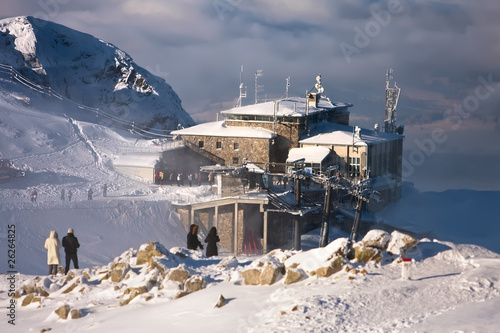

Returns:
236,65,247,107
255,69,263,104
384,68,401,134
285,76,290,99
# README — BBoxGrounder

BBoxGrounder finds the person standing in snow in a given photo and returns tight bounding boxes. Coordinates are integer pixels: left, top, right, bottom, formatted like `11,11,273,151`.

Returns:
30,189,38,203
187,224,204,251
188,173,193,187
44,230,61,276
204,227,220,257
62,228,80,274
61,188,65,202
103,183,107,197
87,188,93,200
68,189,72,202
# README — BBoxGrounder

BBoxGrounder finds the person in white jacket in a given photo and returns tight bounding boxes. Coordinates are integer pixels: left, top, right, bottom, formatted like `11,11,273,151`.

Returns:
44,230,61,276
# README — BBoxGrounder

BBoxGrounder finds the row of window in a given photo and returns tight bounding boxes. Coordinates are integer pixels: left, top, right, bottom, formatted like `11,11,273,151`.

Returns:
348,157,361,177
224,109,346,124
198,141,239,150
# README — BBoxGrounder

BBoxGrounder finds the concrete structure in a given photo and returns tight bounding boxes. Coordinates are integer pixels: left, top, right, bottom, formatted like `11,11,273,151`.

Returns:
113,154,158,183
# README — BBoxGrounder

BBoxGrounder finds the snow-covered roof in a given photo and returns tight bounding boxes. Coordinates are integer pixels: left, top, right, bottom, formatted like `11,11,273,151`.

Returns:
245,162,266,174
301,122,402,146
171,121,274,139
113,154,158,167
286,146,331,164
221,97,351,118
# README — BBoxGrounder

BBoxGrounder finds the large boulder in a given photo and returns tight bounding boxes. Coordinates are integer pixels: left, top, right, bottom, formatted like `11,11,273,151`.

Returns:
136,242,169,265
184,275,204,292
70,308,82,319
120,286,148,306
217,256,239,270
167,266,189,283
260,262,282,285
284,268,306,285
22,279,37,295
315,256,346,278
353,244,382,263
22,294,35,307
387,231,418,255
110,262,130,283
362,229,391,250
241,269,261,285
55,304,70,319
285,238,348,273
62,279,80,294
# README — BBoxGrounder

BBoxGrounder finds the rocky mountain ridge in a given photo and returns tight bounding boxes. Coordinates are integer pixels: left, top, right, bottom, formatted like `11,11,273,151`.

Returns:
0,16,194,132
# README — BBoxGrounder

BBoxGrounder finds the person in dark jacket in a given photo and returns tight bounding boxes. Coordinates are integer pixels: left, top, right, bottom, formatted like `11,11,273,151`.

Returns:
62,228,80,274
187,224,204,251
204,227,220,257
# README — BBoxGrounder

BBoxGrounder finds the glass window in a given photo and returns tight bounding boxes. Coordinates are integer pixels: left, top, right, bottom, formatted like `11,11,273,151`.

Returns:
349,157,361,177
233,157,239,165
216,141,222,149
198,141,204,148
234,143,239,150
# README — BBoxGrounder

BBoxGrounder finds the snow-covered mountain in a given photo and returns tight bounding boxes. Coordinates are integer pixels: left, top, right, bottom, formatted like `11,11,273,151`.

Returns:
0,16,194,132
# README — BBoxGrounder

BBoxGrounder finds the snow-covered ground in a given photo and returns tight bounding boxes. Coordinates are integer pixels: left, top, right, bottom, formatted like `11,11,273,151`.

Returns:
1,94,499,333
0,25,500,332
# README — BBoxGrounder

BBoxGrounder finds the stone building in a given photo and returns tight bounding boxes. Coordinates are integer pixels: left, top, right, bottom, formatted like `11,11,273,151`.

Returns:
169,75,404,254
172,83,351,172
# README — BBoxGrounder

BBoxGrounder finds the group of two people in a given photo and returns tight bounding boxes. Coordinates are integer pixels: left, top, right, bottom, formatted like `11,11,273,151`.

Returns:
44,225,218,277
44,228,80,276
187,224,220,257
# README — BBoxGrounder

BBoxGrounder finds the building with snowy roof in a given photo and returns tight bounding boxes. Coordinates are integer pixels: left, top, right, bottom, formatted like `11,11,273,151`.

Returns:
172,76,351,171
297,121,404,204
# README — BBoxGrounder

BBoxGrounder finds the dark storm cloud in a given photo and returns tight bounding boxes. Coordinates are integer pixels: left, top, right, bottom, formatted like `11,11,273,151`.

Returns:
2,0,499,190
2,0,499,134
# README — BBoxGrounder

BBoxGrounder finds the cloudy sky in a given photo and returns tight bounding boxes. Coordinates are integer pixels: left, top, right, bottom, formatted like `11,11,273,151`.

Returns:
2,0,500,191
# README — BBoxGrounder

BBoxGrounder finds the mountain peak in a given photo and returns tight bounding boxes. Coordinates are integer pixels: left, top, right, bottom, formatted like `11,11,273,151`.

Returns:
0,16,194,132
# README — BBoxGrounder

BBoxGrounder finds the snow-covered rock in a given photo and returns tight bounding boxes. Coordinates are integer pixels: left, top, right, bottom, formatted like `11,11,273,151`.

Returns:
353,243,382,263
136,242,170,265
387,230,419,255
284,267,307,284
361,229,391,249
285,237,348,273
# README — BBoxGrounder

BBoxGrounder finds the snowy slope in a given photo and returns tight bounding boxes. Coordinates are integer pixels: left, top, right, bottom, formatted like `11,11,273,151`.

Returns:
0,16,194,132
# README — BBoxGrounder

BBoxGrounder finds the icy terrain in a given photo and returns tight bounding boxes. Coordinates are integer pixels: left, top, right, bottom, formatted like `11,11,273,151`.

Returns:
0,16,195,132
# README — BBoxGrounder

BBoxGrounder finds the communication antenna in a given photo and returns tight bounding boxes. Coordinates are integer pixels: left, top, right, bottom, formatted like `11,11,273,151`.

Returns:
314,74,324,95
285,76,291,99
236,65,247,107
384,68,401,134
255,69,264,104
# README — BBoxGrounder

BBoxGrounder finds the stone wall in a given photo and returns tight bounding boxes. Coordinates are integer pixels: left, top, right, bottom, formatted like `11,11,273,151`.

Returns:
182,135,271,166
